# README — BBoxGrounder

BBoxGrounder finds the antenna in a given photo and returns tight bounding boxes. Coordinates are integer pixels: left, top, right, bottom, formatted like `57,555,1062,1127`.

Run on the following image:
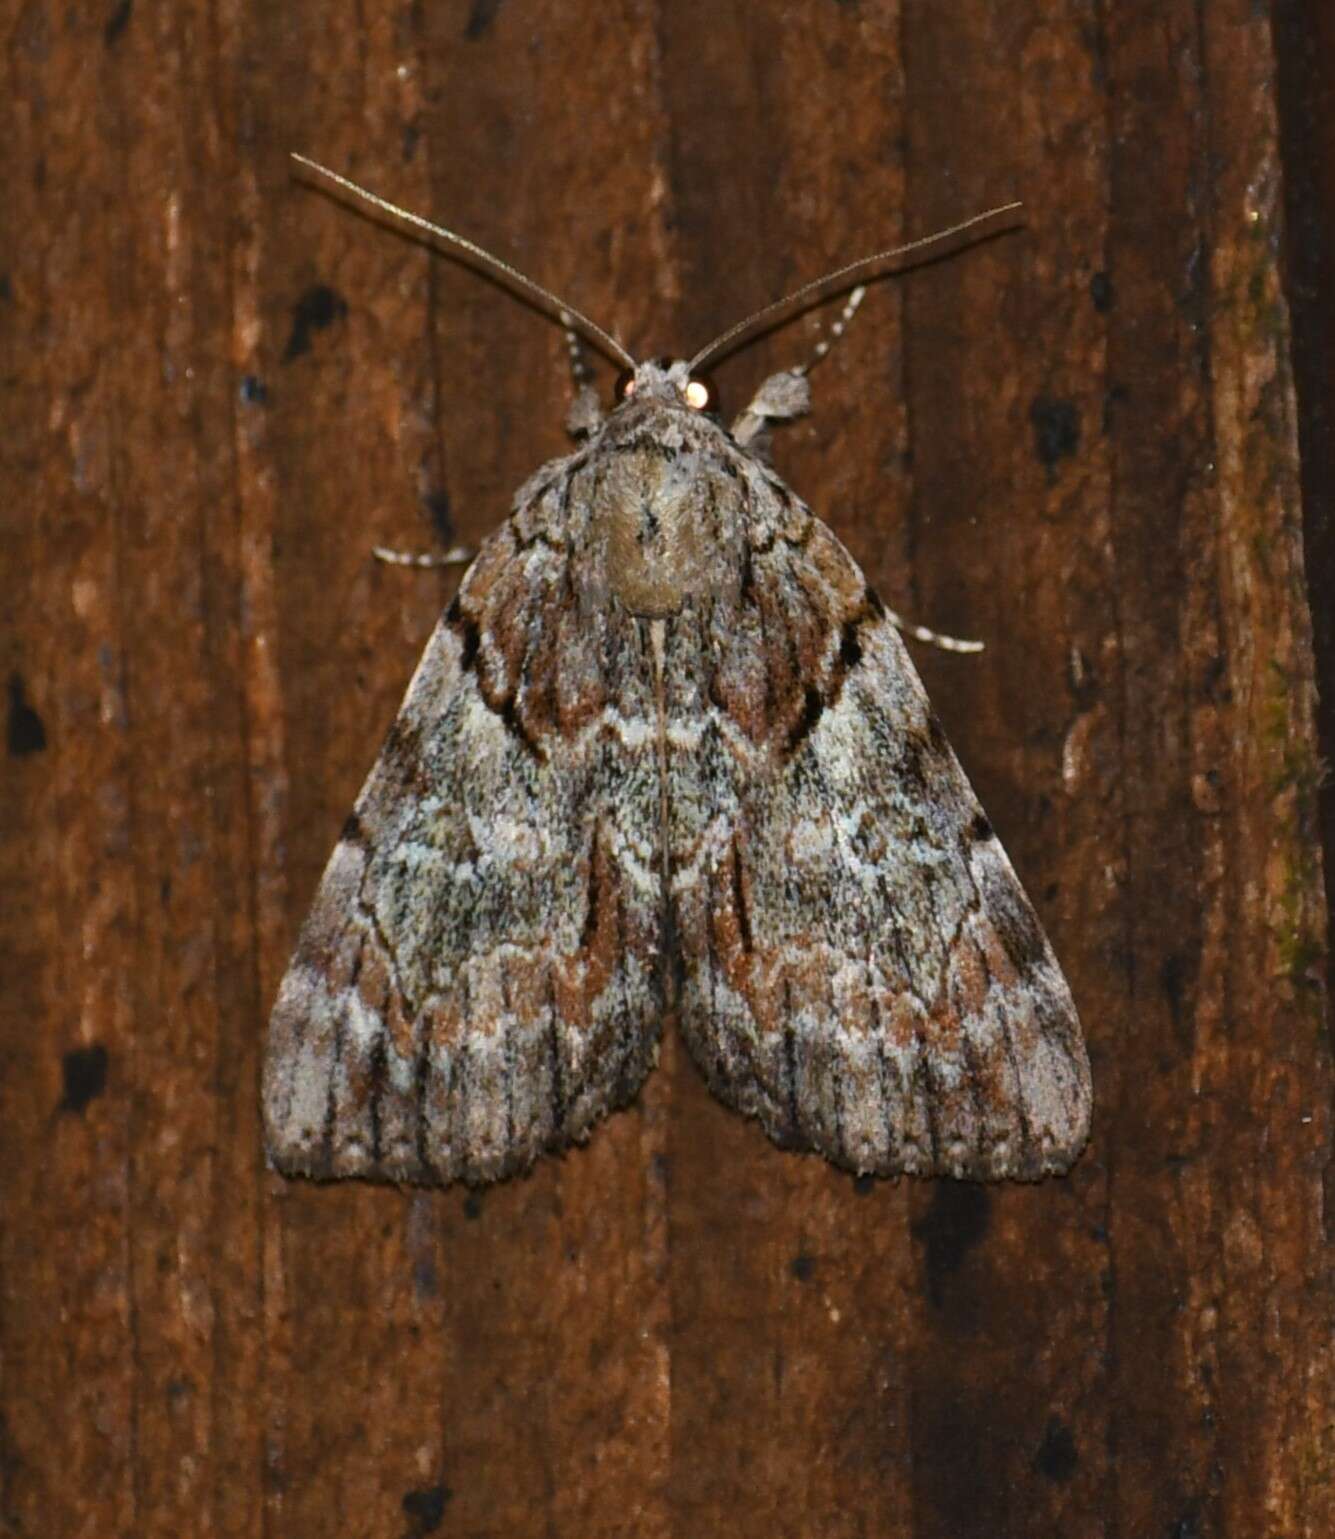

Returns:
688,201,1024,373
290,155,636,371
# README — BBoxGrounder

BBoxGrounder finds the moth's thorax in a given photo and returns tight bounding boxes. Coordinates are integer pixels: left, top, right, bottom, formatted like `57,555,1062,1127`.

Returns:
592,387,738,619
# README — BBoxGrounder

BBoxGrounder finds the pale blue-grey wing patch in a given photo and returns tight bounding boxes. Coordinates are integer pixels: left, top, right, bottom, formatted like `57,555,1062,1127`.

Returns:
264,513,666,1186
667,505,1091,1181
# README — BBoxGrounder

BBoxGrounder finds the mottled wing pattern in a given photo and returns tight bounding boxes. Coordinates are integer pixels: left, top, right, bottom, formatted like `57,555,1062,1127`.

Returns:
264,472,666,1184
666,464,1091,1180
268,365,1089,1187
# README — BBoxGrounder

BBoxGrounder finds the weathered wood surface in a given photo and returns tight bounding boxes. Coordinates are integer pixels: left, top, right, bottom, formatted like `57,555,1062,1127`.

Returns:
2,2,1331,1535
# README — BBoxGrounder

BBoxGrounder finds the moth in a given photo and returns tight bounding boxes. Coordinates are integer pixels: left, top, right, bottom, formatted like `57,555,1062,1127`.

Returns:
264,158,1092,1187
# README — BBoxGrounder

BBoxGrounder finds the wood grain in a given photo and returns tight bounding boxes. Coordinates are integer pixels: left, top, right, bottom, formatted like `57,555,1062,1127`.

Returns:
1,2,1330,1535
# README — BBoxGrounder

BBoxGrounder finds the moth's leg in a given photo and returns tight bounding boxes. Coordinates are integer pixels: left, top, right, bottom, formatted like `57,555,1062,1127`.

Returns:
732,369,811,448
375,318,603,568
373,543,474,569
734,289,873,445
732,286,873,447
792,284,868,377
881,600,983,654
563,323,604,438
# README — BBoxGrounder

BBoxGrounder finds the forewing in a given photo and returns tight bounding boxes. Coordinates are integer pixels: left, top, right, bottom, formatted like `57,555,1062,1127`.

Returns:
668,480,1090,1180
264,505,665,1185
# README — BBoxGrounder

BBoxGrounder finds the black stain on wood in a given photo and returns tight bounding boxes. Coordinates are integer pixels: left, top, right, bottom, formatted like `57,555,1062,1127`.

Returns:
1032,1416,1079,1482
423,488,455,544
8,674,46,757
104,0,132,45
1160,952,1188,1036
60,1045,109,1115
464,0,503,39
1029,395,1081,471
911,1184,990,1307
283,284,347,362
401,1483,451,1536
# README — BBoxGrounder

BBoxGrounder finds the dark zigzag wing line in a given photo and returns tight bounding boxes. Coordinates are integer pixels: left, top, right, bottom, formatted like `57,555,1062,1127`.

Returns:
667,501,1091,1181
263,507,666,1186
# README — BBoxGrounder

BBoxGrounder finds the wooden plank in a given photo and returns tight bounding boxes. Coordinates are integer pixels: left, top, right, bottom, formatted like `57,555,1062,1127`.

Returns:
1274,0,1335,1022
0,2,1329,1535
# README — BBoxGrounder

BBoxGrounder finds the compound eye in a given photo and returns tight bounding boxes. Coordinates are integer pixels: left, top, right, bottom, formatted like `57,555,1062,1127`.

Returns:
683,372,720,415
614,366,636,404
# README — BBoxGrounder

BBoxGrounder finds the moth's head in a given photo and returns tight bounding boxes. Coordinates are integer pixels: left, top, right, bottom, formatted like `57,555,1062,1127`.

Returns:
612,358,721,418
